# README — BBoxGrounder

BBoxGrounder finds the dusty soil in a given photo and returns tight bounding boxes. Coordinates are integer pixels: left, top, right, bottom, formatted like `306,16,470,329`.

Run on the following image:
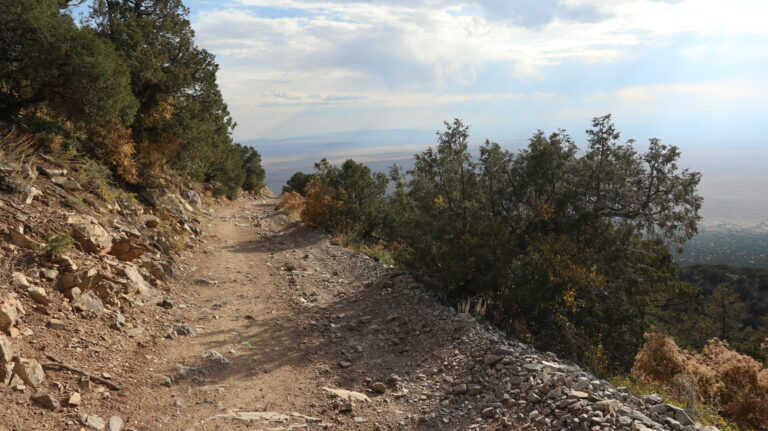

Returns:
117,196,489,430
1,197,484,430
125,197,424,430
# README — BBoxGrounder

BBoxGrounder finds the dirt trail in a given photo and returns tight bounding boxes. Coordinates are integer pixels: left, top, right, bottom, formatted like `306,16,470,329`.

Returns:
2,196,704,431
125,197,433,430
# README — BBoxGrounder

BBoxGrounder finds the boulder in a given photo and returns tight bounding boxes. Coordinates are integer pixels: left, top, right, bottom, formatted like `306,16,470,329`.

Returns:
321,387,370,402
57,269,103,291
13,358,45,387
73,291,104,313
0,335,13,363
27,287,50,305
108,416,124,431
109,235,150,261
181,189,202,209
51,176,83,190
31,391,59,410
8,226,40,249
120,265,155,299
78,414,106,430
67,215,112,254
0,294,25,333
67,392,81,406
12,272,31,288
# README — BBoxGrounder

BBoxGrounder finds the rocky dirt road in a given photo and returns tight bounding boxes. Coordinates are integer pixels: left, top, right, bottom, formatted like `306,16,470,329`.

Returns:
2,197,709,431
117,198,710,431
122,197,448,430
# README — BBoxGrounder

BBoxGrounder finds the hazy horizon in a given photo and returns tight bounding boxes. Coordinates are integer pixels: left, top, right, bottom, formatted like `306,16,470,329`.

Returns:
247,126,768,228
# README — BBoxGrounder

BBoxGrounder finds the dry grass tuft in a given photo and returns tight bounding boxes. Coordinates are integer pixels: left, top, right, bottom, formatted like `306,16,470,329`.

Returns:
633,333,768,430
277,191,305,219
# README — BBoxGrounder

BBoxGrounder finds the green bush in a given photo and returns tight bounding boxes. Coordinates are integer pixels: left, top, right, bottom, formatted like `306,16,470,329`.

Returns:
43,232,73,255
396,116,702,372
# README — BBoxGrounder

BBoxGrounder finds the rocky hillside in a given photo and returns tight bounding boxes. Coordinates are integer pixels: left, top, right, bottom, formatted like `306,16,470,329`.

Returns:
0,155,207,430
0,158,721,431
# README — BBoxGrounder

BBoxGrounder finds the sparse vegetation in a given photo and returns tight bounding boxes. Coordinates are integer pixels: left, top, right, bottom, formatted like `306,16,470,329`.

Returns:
632,333,768,430
42,232,73,255
277,191,305,219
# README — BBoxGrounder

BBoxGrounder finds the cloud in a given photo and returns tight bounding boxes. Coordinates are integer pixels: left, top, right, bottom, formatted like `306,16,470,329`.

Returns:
475,0,609,28
189,0,768,139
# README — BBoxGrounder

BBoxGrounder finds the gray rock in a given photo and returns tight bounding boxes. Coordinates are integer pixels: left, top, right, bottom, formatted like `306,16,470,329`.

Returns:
672,407,695,426
31,391,59,410
173,324,197,336
643,394,663,405
0,293,25,332
452,384,468,395
108,416,124,431
13,358,44,387
371,382,387,393
67,391,82,406
9,227,40,249
201,351,230,364
74,290,105,313
27,287,50,305
48,319,66,330
0,335,13,363
78,414,106,430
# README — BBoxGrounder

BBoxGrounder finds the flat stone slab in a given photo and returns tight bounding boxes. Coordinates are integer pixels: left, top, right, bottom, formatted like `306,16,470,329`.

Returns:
208,411,290,423
322,386,371,402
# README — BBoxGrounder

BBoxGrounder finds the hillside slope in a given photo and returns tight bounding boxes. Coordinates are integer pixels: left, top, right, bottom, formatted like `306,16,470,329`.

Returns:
1,195,718,431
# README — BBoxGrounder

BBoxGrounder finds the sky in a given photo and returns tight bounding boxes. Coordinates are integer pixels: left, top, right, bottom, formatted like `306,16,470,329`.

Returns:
179,0,768,143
